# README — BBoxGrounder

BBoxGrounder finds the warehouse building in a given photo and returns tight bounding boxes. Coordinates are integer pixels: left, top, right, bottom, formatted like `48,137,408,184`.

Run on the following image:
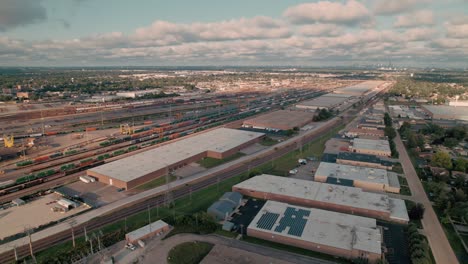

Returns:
125,220,170,243
350,138,391,157
357,122,385,130
87,128,264,189
232,175,408,224
314,162,400,193
334,81,384,96
242,110,314,131
295,94,353,110
347,128,385,138
422,105,468,121
248,201,382,261
336,152,393,170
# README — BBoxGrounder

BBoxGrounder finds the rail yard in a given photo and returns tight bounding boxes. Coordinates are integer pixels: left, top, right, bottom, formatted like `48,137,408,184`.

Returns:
0,77,389,263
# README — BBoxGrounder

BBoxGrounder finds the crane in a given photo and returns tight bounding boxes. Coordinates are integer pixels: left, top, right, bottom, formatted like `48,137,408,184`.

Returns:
3,134,14,148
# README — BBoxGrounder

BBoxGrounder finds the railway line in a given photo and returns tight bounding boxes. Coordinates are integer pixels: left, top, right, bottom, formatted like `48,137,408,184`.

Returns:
0,112,342,264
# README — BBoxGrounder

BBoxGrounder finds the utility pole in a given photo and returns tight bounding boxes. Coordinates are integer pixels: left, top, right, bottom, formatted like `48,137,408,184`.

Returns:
69,220,77,248
124,217,127,232
25,228,36,264
147,205,152,232
84,226,88,242
13,245,18,262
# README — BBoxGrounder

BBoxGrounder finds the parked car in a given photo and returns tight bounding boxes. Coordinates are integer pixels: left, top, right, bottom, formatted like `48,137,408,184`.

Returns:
289,168,298,175
125,243,136,251
298,159,307,165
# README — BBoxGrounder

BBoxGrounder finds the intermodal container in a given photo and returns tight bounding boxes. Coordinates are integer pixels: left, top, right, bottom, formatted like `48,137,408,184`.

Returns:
143,121,152,125
85,127,97,132
45,131,58,136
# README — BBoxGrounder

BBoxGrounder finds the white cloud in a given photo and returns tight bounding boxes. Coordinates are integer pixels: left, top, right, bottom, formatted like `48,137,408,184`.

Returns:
297,24,343,36
446,24,468,38
394,10,434,28
283,0,372,25
404,27,438,41
374,0,431,15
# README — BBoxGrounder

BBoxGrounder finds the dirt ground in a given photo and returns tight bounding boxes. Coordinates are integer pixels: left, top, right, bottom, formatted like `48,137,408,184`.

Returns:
201,244,294,264
324,138,350,154
0,193,89,239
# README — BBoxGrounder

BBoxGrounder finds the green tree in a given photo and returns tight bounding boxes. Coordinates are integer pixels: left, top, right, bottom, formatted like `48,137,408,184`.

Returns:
384,113,392,127
431,151,452,170
443,137,459,148
408,203,425,221
384,126,396,139
454,159,467,172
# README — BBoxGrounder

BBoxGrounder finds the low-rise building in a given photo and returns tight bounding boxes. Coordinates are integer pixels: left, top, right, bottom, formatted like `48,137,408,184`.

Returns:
350,138,391,157
125,220,170,243
336,152,393,170
233,175,409,224
248,201,382,261
347,128,385,138
314,162,400,193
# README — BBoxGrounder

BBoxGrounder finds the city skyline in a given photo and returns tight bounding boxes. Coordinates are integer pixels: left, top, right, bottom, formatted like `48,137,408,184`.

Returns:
1,0,467,67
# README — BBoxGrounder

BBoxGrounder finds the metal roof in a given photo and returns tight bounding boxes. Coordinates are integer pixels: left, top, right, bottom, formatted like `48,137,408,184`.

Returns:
351,138,391,153
248,200,382,254
337,152,393,167
220,192,242,206
234,174,408,222
296,94,350,109
315,162,389,185
88,128,264,182
126,220,169,242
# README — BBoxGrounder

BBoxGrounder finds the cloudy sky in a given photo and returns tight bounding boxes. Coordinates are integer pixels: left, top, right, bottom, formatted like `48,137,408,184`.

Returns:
0,0,467,67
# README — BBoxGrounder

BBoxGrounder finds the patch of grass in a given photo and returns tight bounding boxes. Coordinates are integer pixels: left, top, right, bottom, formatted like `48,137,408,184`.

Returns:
197,152,245,168
259,136,278,146
442,222,468,262
242,236,351,264
400,185,412,196
136,175,177,190
214,229,238,238
398,176,409,186
257,125,344,175
167,241,213,264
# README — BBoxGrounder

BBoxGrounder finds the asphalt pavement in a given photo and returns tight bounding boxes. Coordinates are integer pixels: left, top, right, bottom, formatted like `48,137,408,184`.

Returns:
394,134,459,264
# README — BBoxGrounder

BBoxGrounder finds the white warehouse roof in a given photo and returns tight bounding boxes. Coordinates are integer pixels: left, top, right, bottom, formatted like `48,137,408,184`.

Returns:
351,138,391,153
126,220,169,242
234,174,408,223
249,200,382,255
315,162,389,185
88,128,264,182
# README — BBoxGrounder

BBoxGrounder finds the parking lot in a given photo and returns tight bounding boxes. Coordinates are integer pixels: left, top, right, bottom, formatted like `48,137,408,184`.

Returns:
56,181,128,207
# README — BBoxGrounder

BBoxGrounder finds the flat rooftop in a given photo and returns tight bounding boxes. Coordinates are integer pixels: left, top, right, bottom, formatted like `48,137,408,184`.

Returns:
248,200,382,254
337,152,393,167
234,174,408,222
423,105,468,121
352,138,391,153
126,220,168,241
296,94,350,108
243,110,314,130
88,128,264,182
315,162,389,185
334,81,385,96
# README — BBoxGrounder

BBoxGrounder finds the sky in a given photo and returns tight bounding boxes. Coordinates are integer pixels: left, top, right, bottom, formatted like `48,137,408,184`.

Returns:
0,0,467,67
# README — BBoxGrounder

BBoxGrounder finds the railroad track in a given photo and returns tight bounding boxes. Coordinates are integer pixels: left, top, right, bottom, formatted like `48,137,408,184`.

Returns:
0,116,341,264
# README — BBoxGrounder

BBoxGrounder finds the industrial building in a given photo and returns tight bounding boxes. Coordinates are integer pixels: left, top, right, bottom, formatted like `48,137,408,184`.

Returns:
248,201,382,261
336,152,393,170
116,89,162,98
242,110,314,131
125,220,170,243
357,122,386,130
87,128,264,189
334,81,384,96
347,128,385,138
422,105,468,121
350,138,391,157
295,94,353,110
232,175,409,224
314,162,400,193
207,192,243,221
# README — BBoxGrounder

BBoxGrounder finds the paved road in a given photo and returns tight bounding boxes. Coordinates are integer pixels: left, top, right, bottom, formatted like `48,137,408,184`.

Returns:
394,134,459,264
136,233,336,264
